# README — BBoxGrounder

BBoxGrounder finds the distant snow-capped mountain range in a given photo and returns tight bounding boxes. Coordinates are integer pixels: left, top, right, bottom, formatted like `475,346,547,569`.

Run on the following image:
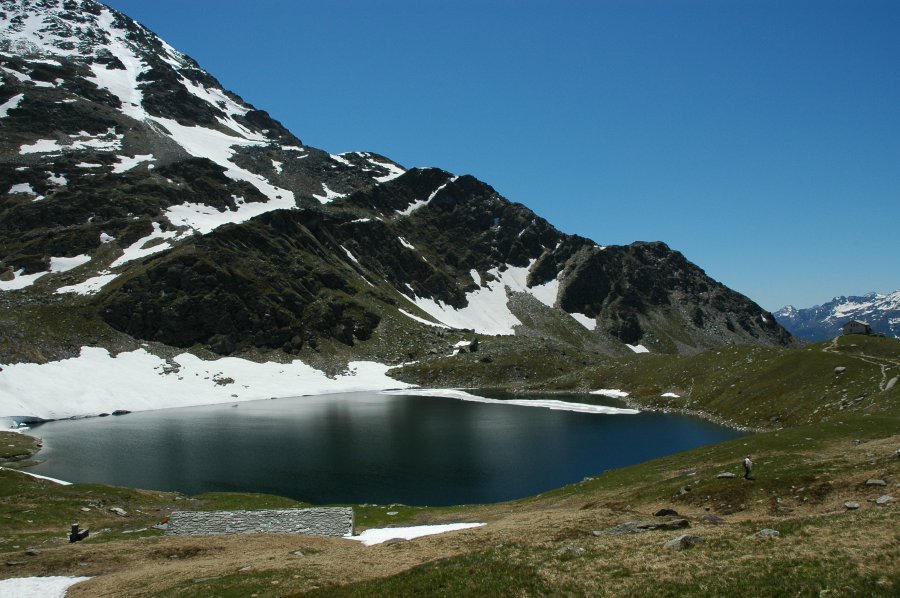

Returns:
774,291,900,341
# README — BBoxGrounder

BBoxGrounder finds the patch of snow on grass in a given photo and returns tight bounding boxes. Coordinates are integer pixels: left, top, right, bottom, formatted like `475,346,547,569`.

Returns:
368,158,405,183
661,392,681,398
341,245,359,264
398,237,416,251
398,308,451,328
312,183,347,204
397,176,457,216
570,312,597,331
0,576,91,598
590,389,629,398
112,153,154,173
8,182,39,196
627,344,650,354
99,232,115,243
0,93,23,118
348,523,485,546
22,129,123,155
55,272,118,296
0,269,47,291
46,172,67,186
272,160,283,174
110,222,179,267
1,66,30,82
49,255,90,273
330,153,353,167
0,348,415,420
397,198,429,216
19,138,63,154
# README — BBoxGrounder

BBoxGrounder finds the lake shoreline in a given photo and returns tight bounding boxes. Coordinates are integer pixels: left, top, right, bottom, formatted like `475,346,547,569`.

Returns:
478,387,764,433
21,390,745,506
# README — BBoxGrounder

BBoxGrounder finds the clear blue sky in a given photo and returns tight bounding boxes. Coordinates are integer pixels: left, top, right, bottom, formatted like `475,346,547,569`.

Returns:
103,0,900,311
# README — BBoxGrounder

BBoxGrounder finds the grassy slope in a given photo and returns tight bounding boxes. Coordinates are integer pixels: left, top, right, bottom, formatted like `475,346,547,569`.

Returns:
0,336,897,596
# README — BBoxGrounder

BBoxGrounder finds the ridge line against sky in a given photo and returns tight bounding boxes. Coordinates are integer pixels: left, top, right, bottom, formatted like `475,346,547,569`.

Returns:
100,0,900,311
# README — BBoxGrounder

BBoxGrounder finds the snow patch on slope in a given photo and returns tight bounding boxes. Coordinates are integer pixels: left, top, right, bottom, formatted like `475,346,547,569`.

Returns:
369,157,405,183
0,269,47,291
404,261,560,335
312,183,347,204
397,176,457,216
0,93,23,118
569,312,597,330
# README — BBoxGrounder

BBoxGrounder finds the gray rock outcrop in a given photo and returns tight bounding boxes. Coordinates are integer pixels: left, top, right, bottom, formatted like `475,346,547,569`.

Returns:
166,508,354,537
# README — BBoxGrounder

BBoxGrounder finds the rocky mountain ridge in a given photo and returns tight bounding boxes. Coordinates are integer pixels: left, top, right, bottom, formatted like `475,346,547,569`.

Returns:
775,291,900,341
1,0,793,368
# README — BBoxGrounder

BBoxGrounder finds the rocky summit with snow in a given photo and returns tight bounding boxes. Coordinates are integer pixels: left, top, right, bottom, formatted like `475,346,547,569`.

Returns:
774,291,900,342
1,1,793,418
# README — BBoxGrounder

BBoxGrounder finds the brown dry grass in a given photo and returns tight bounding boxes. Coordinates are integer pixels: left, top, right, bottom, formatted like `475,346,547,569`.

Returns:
2,425,897,596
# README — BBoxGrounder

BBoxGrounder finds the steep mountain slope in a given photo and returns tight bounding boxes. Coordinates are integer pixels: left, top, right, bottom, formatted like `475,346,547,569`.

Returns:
775,291,900,341
1,0,793,382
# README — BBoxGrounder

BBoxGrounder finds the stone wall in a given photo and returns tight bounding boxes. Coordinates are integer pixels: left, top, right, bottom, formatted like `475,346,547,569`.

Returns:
166,507,354,537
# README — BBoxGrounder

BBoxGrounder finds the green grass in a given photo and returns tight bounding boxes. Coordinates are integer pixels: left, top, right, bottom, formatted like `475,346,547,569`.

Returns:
302,545,563,598
0,431,41,462
535,411,899,514
156,569,317,598
189,492,308,512
524,335,899,429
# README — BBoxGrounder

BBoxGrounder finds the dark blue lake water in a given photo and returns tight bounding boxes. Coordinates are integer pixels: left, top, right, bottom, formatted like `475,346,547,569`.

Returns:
28,391,743,506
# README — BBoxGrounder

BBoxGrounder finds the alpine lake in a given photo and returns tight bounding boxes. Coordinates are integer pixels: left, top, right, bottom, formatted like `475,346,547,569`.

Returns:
27,391,744,506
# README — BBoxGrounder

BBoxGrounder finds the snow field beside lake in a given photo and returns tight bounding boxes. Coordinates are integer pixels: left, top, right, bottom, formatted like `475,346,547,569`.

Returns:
382,389,639,415
0,347,414,421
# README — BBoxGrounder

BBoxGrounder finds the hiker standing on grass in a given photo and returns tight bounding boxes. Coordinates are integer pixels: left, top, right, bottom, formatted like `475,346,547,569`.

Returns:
743,455,753,480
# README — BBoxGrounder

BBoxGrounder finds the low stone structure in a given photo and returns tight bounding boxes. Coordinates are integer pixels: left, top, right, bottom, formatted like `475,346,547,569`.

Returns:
166,507,354,538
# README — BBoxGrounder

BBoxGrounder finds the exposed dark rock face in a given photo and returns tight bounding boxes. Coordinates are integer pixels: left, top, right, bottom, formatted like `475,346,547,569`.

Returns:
554,241,792,351
99,209,385,353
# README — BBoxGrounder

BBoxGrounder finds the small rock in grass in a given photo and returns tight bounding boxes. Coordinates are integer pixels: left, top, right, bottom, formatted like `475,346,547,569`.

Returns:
606,519,690,535
755,528,780,538
716,472,737,479
386,511,399,516
80,507,91,513
844,501,860,510
654,508,679,517
108,507,127,516
559,545,586,556
875,495,894,505
24,548,40,556
664,534,705,550
701,514,726,525
866,479,887,487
